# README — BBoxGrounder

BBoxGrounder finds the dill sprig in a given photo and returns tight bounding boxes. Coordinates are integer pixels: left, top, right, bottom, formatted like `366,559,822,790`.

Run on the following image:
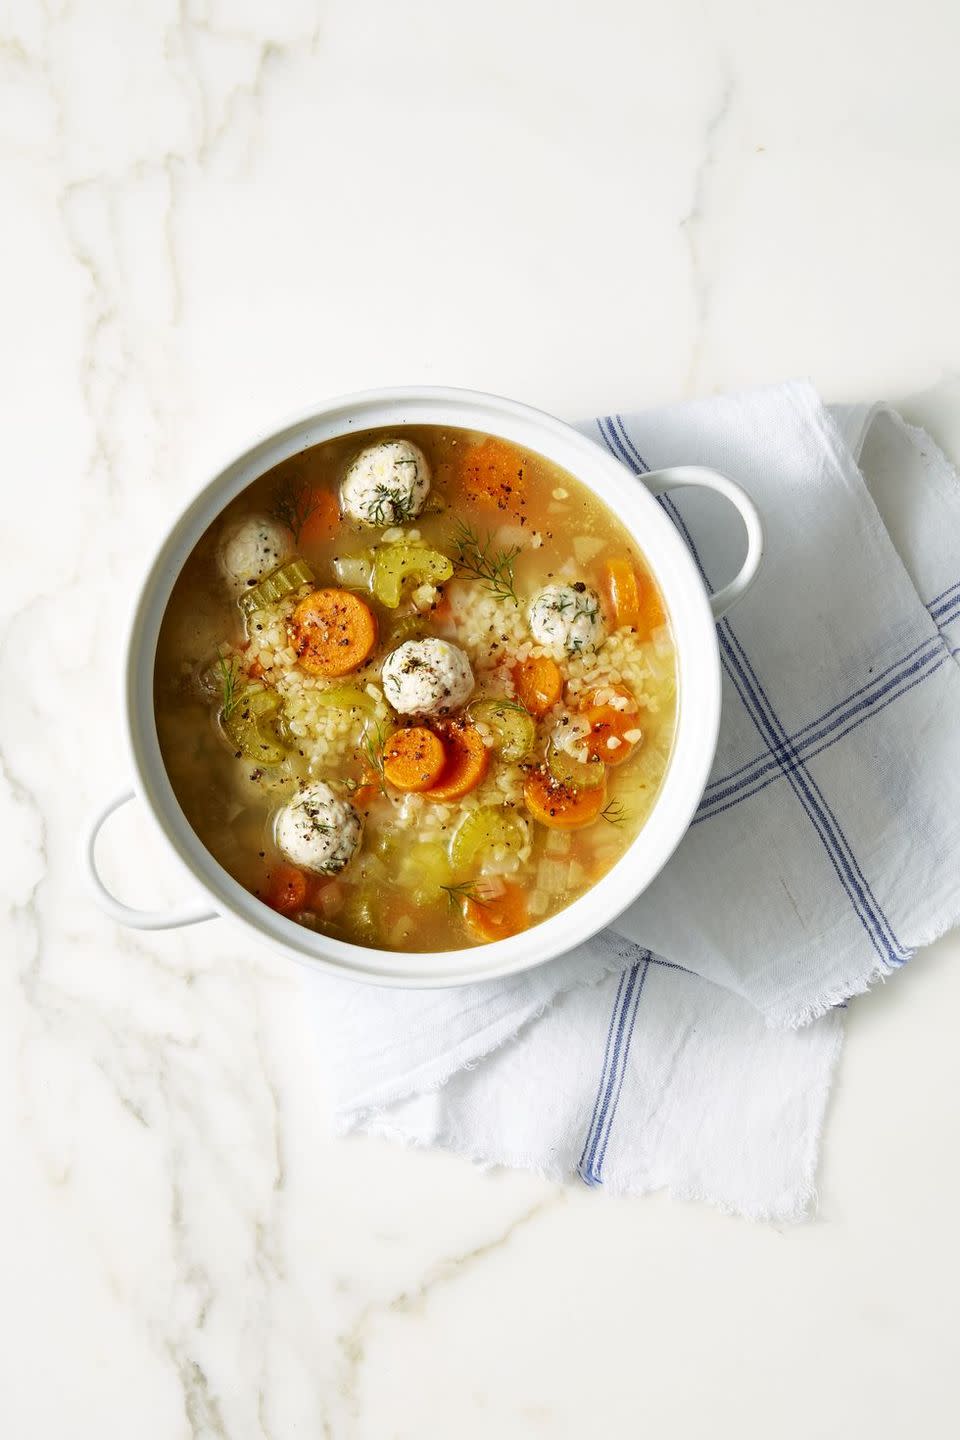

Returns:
360,720,389,796
272,477,322,544
468,696,531,720
451,521,521,604
216,649,244,719
369,481,420,527
440,880,493,910
600,799,628,827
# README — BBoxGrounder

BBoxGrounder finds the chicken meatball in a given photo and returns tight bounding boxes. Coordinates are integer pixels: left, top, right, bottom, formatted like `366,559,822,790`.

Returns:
528,583,605,654
340,440,431,528
274,782,362,876
381,638,474,716
218,515,293,593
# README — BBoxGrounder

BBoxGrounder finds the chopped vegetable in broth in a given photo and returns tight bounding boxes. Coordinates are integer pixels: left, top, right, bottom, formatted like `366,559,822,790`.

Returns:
153,426,678,951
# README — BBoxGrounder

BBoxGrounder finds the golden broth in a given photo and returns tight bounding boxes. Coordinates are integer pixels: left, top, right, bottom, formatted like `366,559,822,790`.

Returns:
154,425,677,951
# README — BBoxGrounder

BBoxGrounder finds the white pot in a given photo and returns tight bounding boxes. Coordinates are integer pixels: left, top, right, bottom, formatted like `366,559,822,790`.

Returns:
84,387,762,988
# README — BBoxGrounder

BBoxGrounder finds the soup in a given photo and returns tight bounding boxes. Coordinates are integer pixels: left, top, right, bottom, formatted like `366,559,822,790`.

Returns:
154,426,677,951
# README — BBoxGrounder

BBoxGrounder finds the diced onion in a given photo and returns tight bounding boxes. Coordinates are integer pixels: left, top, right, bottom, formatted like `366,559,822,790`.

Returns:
333,553,373,589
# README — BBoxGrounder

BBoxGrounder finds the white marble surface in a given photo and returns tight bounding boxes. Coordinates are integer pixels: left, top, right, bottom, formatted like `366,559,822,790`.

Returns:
2,1,960,1434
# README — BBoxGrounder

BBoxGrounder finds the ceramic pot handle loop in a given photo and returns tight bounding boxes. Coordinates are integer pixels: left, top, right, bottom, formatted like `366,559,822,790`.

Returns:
642,465,764,620
83,790,217,930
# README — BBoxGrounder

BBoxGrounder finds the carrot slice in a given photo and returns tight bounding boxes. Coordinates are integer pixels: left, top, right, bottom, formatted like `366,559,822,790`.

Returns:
291,588,377,677
635,569,667,640
383,726,447,792
463,880,529,942
523,766,608,829
604,557,641,630
351,763,381,809
264,864,309,915
423,721,489,802
604,557,667,639
298,489,340,546
579,684,642,766
513,655,563,717
459,437,528,518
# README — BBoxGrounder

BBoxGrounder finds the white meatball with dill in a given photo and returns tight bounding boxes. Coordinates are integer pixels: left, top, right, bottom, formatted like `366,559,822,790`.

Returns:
381,638,474,716
528,582,605,655
274,782,363,875
340,439,431,528
218,515,293,593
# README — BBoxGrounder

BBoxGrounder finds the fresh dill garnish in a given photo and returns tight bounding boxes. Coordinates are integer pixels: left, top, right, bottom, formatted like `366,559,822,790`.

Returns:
600,799,628,827
488,698,532,718
369,482,419,527
272,477,323,544
451,521,521,604
468,696,531,722
440,880,493,910
360,720,389,796
216,649,244,719
300,803,334,834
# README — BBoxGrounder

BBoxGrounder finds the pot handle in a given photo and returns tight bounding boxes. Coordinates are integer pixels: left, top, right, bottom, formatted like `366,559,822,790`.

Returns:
84,790,218,931
642,465,763,620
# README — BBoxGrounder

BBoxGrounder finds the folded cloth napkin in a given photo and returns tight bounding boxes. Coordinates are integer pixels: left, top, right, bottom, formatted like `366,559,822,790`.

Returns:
306,382,960,1220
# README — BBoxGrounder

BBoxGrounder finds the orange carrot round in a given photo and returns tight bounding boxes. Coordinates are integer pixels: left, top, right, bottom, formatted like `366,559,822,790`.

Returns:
423,721,489,802
463,881,529,942
298,489,340,546
523,766,607,829
513,655,563,717
265,864,309,915
291,588,377,677
579,684,642,766
383,726,447,792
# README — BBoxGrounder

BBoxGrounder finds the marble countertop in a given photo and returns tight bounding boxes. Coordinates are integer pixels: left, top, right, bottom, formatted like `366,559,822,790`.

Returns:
3,1,959,1435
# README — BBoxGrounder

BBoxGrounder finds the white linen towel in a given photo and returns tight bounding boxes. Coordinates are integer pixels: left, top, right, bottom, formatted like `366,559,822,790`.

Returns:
306,382,960,1220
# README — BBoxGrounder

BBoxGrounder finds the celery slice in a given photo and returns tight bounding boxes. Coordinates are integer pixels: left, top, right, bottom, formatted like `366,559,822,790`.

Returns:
222,687,288,765
312,684,377,716
239,557,314,614
546,738,605,790
469,698,536,762
387,613,429,647
449,805,527,871
400,841,453,904
372,544,453,609
341,888,381,945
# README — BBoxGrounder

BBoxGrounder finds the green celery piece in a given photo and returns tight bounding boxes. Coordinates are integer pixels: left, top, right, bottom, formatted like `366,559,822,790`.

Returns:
449,805,527,871
372,544,453,609
240,557,314,614
223,687,288,765
312,685,377,716
546,738,605,790
469,699,535,762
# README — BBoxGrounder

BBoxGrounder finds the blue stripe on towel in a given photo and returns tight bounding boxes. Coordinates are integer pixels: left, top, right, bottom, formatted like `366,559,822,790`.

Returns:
593,960,649,1178
703,637,939,794
934,592,960,628
577,967,630,1178
695,642,947,820
927,576,960,613
595,414,907,967
578,958,650,1185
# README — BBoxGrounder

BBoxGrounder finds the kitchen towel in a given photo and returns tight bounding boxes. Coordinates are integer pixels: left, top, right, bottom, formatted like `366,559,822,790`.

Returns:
306,382,960,1220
